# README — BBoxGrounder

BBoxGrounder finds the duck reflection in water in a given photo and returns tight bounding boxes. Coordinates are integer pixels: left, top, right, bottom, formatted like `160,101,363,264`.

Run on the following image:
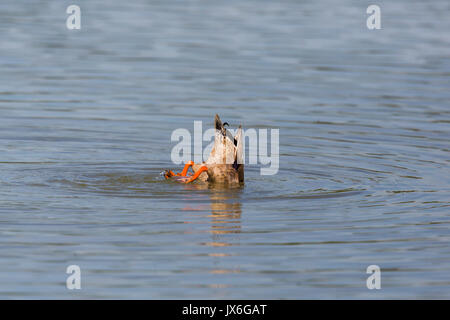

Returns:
182,183,242,243
181,183,243,281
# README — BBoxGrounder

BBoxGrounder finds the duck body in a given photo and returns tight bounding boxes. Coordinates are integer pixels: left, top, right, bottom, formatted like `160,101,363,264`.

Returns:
165,114,244,185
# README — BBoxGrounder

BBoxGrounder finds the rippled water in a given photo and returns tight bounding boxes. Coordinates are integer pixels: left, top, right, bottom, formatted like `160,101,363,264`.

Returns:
0,0,449,299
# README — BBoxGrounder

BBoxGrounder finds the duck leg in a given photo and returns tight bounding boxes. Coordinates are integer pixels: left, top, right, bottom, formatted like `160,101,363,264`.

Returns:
165,161,206,182
179,160,195,176
183,166,208,183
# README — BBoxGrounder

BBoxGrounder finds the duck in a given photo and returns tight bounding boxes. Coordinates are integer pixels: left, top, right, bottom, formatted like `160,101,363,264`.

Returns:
164,114,244,185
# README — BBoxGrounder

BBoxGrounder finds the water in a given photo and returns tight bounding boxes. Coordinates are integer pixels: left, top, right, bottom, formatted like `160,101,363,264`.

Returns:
0,0,449,299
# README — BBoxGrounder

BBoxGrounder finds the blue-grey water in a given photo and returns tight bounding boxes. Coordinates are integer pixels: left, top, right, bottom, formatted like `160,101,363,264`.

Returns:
0,0,449,299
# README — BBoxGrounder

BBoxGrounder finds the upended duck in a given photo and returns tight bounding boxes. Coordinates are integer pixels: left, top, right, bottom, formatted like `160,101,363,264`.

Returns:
164,114,244,185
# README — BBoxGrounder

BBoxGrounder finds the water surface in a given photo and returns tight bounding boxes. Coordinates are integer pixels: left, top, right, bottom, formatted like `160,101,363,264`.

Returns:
0,0,449,299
